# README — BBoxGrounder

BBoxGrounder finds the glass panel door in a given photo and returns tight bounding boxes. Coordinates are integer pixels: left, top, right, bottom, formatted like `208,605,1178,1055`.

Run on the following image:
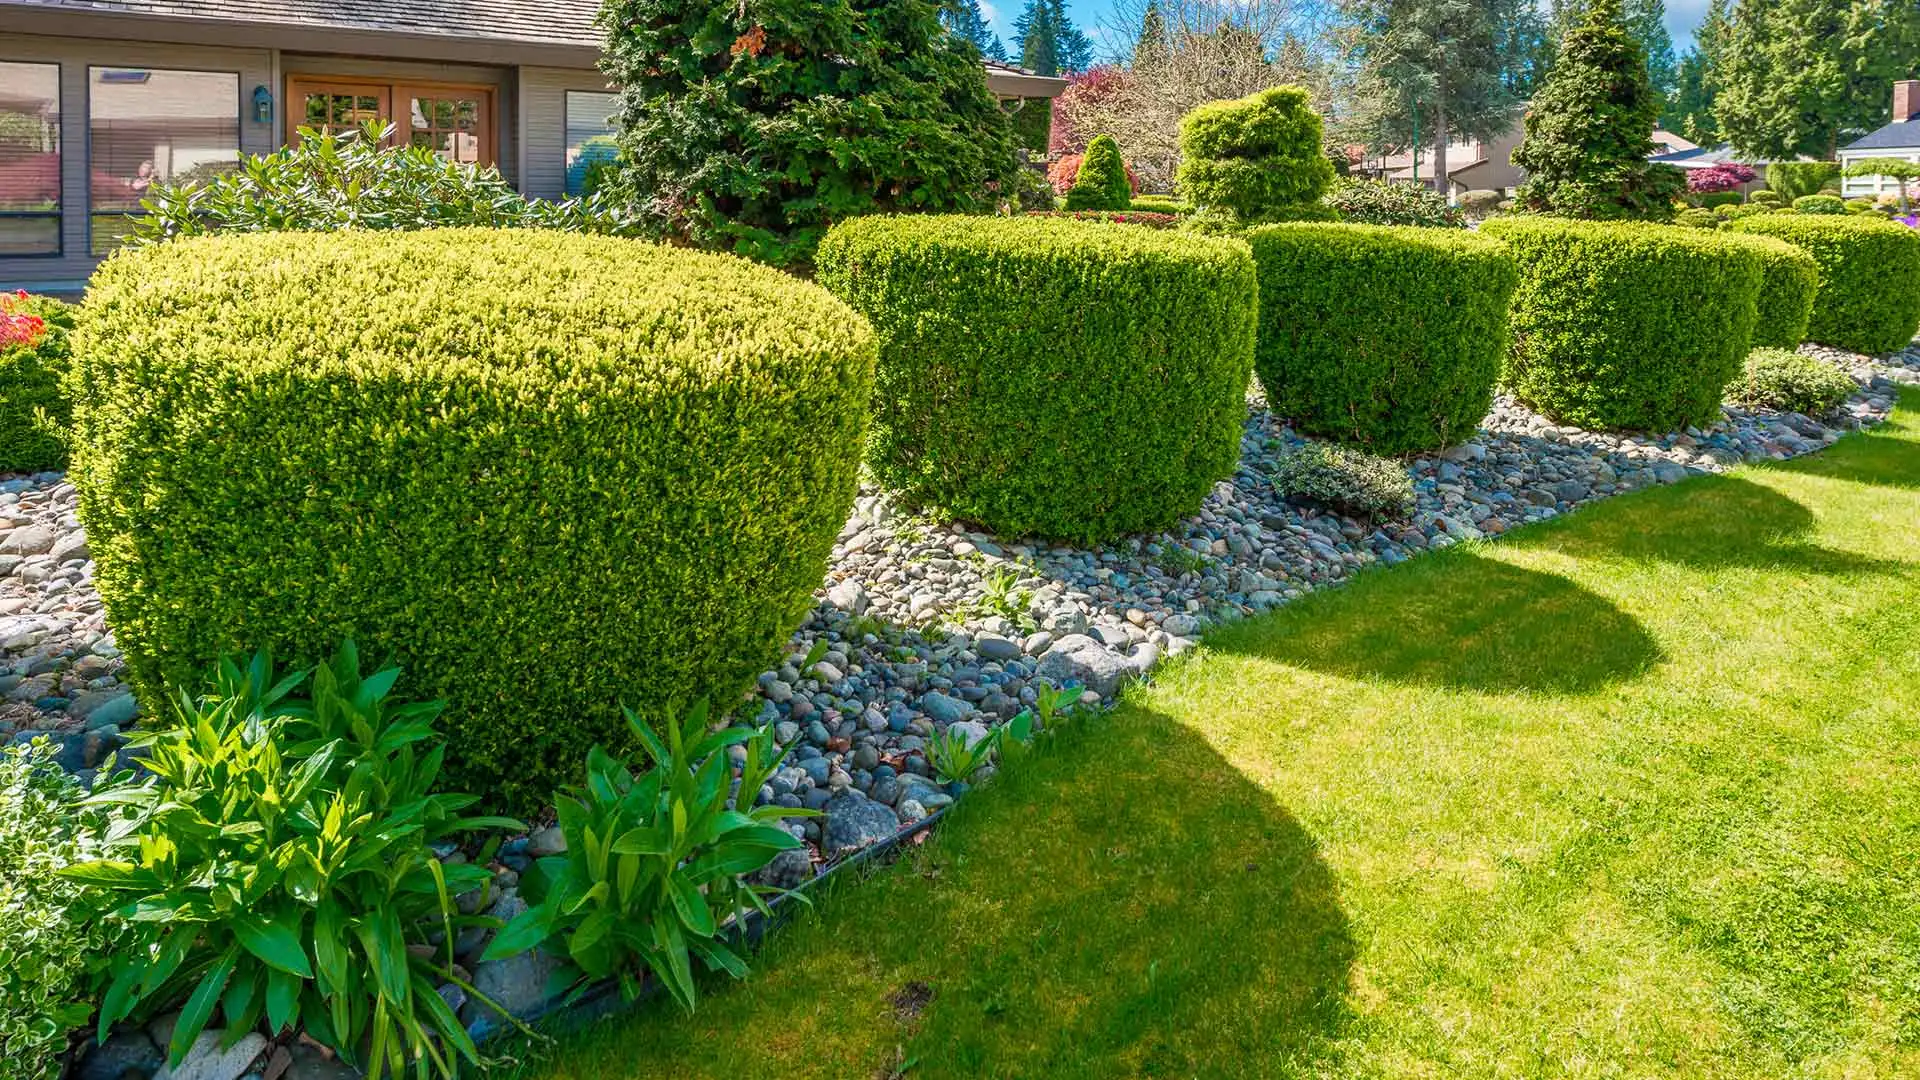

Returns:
398,88,490,165
288,81,391,143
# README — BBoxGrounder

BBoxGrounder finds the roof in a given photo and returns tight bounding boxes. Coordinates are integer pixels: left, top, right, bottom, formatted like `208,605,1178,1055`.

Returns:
1650,143,1781,168
1843,120,1920,153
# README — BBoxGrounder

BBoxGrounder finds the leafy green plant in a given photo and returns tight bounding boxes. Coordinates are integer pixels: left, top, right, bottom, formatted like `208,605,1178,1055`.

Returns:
1729,348,1857,414
1764,162,1841,203
1717,232,1821,348
1155,544,1213,578
1725,214,1920,355
1748,189,1784,208
481,701,812,1010
1324,179,1465,228
926,724,1001,784
1,740,117,1080
1844,157,1920,213
64,647,522,1079
1676,207,1721,229
1064,135,1134,212
1270,443,1415,520
1175,86,1334,227
1791,194,1845,215
956,566,1035,632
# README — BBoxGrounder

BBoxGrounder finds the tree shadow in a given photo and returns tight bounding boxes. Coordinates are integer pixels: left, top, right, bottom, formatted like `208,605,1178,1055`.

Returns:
508,707,1355,1079
1747,409,1920,493
1210,552,1666,695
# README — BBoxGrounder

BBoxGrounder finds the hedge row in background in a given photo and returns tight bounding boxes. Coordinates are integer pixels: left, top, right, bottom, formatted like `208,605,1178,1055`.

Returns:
817,214,1257,543
1726,214,1920,355
71,229,877,811
1717,232,1821,349
1246,223,1517,454
1481,218,1763,431
0,293,74,474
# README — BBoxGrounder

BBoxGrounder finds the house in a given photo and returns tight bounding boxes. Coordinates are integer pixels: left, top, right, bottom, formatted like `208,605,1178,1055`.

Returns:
1839,80,1920,200
0,0,1067,292
1359,118,1695,199
1648,143,1772,196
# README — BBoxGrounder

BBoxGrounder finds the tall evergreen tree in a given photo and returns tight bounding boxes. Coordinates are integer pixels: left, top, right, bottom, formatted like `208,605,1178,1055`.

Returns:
1662,0,1728,142
1494,0,1551,98
1135,0,1169,68
1715,0,1920,160
942,0,1007,61
1016,0,1092,76
1541,0,1676,103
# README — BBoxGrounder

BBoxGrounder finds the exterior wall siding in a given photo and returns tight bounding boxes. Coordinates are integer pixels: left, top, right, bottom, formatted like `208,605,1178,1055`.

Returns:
1838,148,1919,200
518,65,613,201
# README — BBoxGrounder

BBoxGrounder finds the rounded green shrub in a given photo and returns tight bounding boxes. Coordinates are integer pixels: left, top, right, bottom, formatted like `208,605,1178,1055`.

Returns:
1175,86,1334,225
1129,195,1187,215
1676,207,1721,229
1717,232,1821,348
816,214,1257,543
0,293,73,474
1792,194,1846,215
1747,189,1783,207
1726,214,1920,354
1270,442,1414,520
70,229,877,810
1729,347,1857,414
1695,191,1744,209
1323,179,1465,228
1480,217,1764,431
1065,135,1134,212
1246,223,1517,454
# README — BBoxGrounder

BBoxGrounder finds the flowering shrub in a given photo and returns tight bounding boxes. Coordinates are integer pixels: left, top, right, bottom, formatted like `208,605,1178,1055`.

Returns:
0,291,45,350
0,291,73,473
1688,163,1756,194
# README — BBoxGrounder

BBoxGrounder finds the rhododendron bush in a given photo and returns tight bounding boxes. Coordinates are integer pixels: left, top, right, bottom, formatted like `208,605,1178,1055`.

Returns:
1688,163,1756,194
0,291,45,350
0,290,74,472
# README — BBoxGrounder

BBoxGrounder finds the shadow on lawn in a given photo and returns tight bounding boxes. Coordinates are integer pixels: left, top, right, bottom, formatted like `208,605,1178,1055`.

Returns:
1750,408,1920,494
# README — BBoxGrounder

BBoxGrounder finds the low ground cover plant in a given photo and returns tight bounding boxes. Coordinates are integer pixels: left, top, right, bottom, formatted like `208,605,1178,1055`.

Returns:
816,214,1256,543
70,229,877,811
1729,348,1857,414
0,291,73,473
1269,443,1414,520
1324,179,1465,228
1726,214,1920,355
1246,223,1516,454
1482,217,1763,431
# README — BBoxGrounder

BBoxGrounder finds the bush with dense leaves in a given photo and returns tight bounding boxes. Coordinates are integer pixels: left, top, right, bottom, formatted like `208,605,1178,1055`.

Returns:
0,292,72,473
599,0,1017,267
1765,162,1841,203
1175,86,1334,225
1270,443,1414,519
1717,232,1820,348
1676,207,1720,229
1025,210,1179,229
1129,195,1186,215
1792,194,1845,215
1323,179,1465,228
1694,191,1744,209
1727,214,1920,354
1481,217,1764,430
1245,223,1516,454
1065,135,1134,211
0,740,113,1080
1748,189,1784,207
817,215,1256,542
1729,348,1858,414
70,229,876,810
1689,163,1755,194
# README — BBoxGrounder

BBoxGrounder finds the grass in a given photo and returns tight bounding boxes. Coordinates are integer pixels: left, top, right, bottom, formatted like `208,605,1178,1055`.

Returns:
500,391,1920,1080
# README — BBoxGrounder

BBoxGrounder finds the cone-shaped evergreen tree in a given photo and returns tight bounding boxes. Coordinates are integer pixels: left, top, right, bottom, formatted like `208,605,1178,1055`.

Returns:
1065,135,1134,210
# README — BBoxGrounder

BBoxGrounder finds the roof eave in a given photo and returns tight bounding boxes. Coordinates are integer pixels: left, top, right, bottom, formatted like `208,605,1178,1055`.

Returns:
986,69,1069,99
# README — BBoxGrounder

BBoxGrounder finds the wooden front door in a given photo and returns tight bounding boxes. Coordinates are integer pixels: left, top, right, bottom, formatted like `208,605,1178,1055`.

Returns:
287,78,494,167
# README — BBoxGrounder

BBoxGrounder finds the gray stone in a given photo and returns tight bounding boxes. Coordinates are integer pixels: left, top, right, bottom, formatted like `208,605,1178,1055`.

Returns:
526,825,567,857
974,632,1021,662
1161,613,1199,638
79,1029,163,1080
50,528,89,564
78,691,138,730
461,944,563,1026
0,525,54,557
1036,635,1133,697
825,580,869,615
823,791,900,855
280,1043,360,1080
748,846,814,890
948,720,991,749
154,1031,268,1080
920,691,970,726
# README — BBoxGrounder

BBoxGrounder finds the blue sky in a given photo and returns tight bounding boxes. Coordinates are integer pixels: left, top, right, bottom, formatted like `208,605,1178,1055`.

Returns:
982,0,1714,60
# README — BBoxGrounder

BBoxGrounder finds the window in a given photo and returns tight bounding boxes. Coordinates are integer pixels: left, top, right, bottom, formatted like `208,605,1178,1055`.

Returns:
286,79,494,169
0,61,61,256
88,67,239,254
564,91,619,196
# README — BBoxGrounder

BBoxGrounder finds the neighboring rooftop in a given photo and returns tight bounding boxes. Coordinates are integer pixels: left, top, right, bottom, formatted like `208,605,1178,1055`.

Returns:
1844,121,1920,153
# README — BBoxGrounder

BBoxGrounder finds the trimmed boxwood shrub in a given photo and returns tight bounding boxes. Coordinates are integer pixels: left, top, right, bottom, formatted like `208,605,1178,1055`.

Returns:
1245,223,1518,454
1481,217,1764,430
1726,214,1920,354
1748,189,1784,207
817,214,1257,542
70,229,877,811
0,293,73,474
1717,232,1821,348
1675,207,1720,230
1793,194,1846,215
1025,210,1179,229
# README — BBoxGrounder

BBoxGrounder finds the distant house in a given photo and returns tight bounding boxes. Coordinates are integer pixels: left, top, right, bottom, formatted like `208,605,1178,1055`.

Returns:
1839,80,1920,200
1359,117,1696,199
0,0,1066,292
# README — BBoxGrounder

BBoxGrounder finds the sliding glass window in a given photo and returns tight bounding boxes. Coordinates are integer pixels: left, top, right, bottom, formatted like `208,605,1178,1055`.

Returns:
564,90,619,196
0,61,62,256
88,67,239,254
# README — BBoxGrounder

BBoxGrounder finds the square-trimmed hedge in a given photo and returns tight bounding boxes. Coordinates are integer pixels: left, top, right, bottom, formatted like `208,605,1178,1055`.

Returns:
1716,231,1821,349
1726,214,1920,355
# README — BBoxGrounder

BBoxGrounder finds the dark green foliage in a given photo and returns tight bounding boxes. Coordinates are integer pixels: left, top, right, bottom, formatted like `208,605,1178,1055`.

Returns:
0,293,73,473
600,0,1018,267
1791,194,1845,216
69,230,877,810
1481,217,1764,430
1246,223,1517,454
1009,98,1053,154
1015,0,1093,76
1727,215,1920,354
1717,232,1820,347
1513,0,1679,219
817,215,1257,542
1064,135,1134,212
1324,179,1466,228
1729,348,1857,413
1676,207,1720,229
1765,163,1841,203
1696,191,1743,209
1176,87,1336,225
1269,443,1415,519
1716,0,1920,160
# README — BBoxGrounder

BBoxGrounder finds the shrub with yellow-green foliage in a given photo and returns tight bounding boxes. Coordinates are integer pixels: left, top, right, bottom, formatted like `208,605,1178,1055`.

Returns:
1175,86,1334,226
817,215,1257,543
1717,231,1821,348
70,229,877,811
1726,214,1920,355
1481,217,1763,431
1246,223,1517,454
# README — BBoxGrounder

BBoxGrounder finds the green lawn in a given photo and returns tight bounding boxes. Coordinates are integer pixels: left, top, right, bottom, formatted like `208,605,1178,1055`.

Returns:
502,391,1920,1080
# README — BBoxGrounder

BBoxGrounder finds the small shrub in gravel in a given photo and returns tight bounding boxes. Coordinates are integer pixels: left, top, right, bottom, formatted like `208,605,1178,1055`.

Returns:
817,214,1257,543
1730,348,1857,414
0,292,73,474
1246,222,1517,454
1718,232,1821,348
1726,214,1920,355
1270,443,1414,520
1324,179,1466,228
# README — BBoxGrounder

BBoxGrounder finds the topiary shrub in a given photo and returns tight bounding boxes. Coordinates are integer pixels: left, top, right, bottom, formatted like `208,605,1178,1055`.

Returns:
1695,191,1744,209
1175,86,1335,226
1747,189,1784,207
1270,443,1414,519
0,292,72,474
1729,348,1857,414
70,229,877,811
1065,135,1134,211
1324,179,1465,228
1726,214,1920,355
1717,232,1820,348
1481,217,1764,430
1676,207,1721,229
1791,194,1845,215
1245,223,1517,454
1025,209,1179,229
817,215,1257,542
